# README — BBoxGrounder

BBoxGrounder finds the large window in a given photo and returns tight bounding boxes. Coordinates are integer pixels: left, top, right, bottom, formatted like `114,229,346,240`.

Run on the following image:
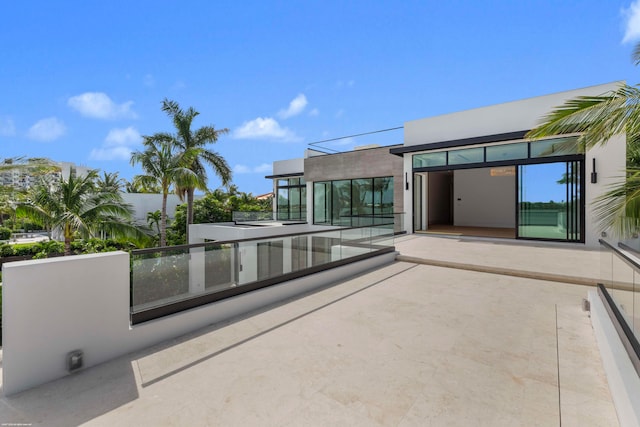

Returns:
517,161,581,241
313,177,394,225
412,136,580,170
276,177,306,221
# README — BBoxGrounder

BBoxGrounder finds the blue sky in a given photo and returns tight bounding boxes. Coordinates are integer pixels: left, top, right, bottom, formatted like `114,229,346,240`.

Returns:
2,0,640,195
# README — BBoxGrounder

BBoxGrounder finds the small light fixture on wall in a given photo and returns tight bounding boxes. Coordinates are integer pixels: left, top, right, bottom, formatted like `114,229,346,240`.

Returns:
405,172,409,190
591,158,597,184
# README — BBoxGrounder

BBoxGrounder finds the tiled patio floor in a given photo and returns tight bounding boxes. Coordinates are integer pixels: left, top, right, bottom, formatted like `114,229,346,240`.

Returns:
0,236,618,426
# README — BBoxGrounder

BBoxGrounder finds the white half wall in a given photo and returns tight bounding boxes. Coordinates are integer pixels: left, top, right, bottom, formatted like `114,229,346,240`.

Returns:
2,249,395,395
2,253,131,396
588,290,640,427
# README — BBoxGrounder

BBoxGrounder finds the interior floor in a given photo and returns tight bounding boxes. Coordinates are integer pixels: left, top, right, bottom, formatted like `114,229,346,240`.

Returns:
418,225,516,239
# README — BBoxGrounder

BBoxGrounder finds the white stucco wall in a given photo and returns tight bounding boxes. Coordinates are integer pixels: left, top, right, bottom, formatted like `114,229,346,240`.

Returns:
584,135,627,246
121,193,186,224
272,158,304,176
404,81,622,146
2,248,394,395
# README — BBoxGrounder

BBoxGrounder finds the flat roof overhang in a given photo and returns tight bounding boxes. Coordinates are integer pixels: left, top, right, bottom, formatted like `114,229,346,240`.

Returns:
264,172,304,179
389,130,529,157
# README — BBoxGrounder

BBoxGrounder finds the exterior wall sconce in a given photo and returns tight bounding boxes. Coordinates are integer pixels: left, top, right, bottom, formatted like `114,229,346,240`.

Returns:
67,349,84,372
591,158,597,184
405,172,409,190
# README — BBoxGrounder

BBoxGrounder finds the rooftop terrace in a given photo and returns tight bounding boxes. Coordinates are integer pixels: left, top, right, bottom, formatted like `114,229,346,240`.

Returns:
0,235,620,426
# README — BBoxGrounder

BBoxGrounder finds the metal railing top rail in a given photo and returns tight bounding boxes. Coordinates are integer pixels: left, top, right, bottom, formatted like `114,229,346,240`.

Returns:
132,222,395,256
600,238,640,271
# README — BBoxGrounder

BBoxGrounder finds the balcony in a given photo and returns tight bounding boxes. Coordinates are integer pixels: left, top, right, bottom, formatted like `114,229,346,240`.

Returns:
0,232,637,425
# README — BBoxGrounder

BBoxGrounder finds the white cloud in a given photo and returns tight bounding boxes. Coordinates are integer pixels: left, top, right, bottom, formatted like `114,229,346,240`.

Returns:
172,80,187,90
336,80,355,88
308,108,319,117
27,117,66,141
89,126,141,160
68,92,137,119
623,1,640,42
234,163,273,174
278,94,308,119
0,116,16,136
331,136,355,147
89,146,134,161
143,74,155,87
104,126,141,146
254,163,272,173
335,109,345,118
233,117,300,142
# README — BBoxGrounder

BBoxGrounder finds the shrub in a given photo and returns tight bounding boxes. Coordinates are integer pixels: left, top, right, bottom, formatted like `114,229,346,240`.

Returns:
0,243,14,257
0,227,11,240
11,244,38,257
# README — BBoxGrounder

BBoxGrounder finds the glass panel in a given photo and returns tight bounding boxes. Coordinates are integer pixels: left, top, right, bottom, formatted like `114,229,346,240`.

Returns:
278,179,288,186
518,162,580,241
311,233,341,266
351,179,373,225
277,188,289,220
530,137,579,157
131,249,190,309
635,269,640,338
373,177,394,217
448,147,484,165
413,152,446,168
300,177,306,185
486,142,528,162
291,236,308,271
257,240,283,281
313,182,330,224
300,186,307,221
289,187,301,219
204,244,234,292
331,180,352,225
288,178,300,185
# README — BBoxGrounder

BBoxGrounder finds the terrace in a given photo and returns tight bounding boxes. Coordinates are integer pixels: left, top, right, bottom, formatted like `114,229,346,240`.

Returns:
0,232,638,425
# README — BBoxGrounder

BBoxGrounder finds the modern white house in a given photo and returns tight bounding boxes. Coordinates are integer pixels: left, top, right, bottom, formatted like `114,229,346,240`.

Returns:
267,82,626,248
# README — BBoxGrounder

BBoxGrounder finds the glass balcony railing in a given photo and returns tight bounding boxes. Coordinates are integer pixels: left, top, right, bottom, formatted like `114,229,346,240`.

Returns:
130,223,395,324
340,212,405,234
232,211,274,222
598,239,640,374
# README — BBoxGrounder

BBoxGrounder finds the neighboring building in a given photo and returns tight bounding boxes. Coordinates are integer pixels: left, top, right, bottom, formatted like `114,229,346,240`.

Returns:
120,193,187,224
0,159,91,191
268,82,626,247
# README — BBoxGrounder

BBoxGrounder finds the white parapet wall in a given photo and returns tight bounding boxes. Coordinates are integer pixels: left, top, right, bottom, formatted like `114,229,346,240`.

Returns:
2,248,396,395
2,252,131,396
588,290,640,427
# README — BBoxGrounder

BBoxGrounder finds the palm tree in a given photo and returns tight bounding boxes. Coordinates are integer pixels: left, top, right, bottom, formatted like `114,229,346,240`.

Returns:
526,44,640,237
125,177,162,193
97,171,125,193
146,209,162,238
16,169,147,255
160,99,231,242
130,137,200,246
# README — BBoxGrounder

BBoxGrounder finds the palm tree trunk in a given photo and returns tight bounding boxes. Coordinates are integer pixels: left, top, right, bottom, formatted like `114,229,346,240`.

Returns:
64,224,72,255
160,192,167,247
186,187,195,243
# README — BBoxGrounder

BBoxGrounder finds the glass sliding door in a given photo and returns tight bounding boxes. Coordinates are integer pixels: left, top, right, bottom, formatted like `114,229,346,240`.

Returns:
517,161,581,242
331,180,352,226
313,182,331,224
